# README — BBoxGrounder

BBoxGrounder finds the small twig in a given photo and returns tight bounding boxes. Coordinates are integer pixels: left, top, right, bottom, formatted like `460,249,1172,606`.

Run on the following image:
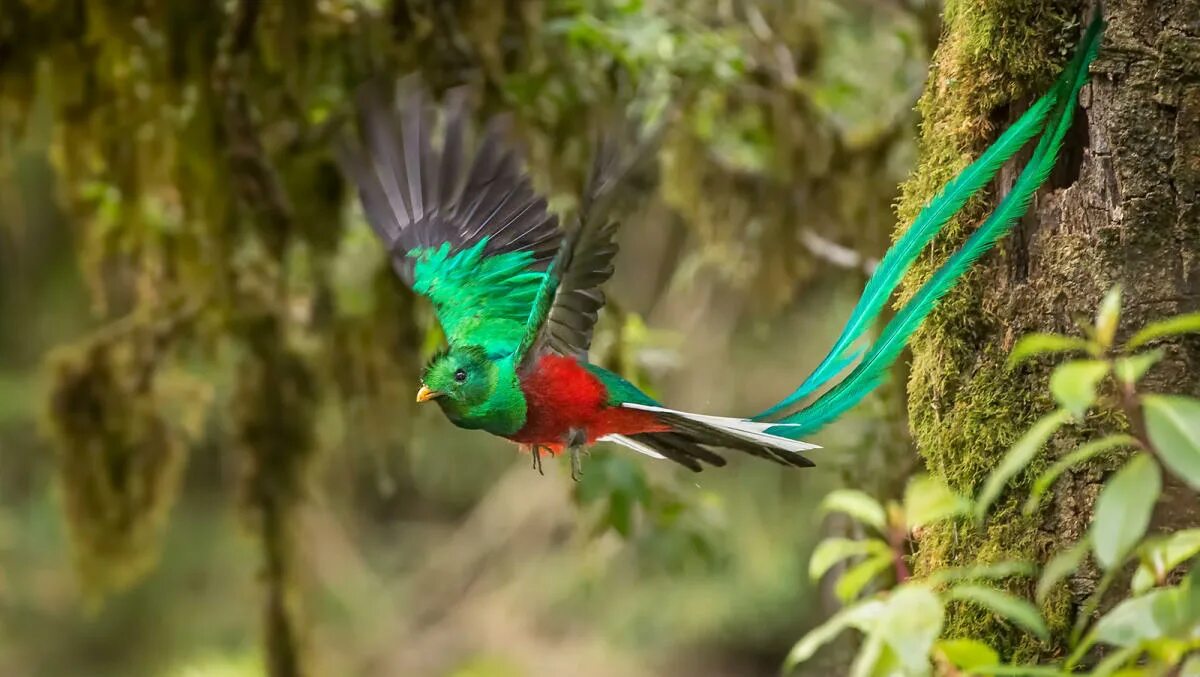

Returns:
69,295,205,349
800,228,880,275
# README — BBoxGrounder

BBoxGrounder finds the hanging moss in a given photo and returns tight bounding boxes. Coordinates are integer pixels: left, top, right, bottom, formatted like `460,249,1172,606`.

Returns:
43,315,194,601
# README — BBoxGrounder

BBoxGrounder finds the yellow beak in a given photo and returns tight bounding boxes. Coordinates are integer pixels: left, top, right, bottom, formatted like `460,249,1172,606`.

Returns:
416,385,442,403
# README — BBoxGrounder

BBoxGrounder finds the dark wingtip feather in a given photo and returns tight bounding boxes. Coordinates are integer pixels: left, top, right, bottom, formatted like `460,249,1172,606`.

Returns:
628,432,726,472
628,427,815,471
340,74,563,294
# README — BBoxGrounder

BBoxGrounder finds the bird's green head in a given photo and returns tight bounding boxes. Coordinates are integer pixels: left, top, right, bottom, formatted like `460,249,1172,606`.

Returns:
417,345,526,435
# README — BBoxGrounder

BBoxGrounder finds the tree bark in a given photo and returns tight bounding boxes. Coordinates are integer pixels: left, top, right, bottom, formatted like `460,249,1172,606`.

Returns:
899,0,1200,660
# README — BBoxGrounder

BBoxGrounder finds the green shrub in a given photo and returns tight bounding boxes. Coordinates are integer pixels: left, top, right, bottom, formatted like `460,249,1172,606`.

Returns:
787,287,1200,676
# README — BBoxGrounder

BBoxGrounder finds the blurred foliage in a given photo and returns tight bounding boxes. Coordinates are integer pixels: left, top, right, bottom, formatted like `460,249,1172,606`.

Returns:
0,0,933,675
43,307,207,600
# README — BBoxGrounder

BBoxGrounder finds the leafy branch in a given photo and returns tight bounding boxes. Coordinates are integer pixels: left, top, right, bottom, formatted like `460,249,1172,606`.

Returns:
786,287,1200,676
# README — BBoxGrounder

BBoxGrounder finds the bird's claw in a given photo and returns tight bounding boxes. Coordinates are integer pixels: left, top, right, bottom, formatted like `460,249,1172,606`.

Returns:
567,427,586,482
524,431,585,480
569,446,583,482
530,445,545,476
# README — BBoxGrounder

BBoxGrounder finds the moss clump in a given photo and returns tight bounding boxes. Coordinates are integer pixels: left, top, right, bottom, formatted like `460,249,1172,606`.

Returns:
44,319,193,601
895,0,1082,660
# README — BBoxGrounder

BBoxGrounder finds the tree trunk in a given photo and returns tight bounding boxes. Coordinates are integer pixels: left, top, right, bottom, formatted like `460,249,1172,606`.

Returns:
899,0,1200,660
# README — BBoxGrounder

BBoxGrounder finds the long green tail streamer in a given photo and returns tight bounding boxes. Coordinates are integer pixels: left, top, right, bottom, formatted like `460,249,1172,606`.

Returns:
761,13,1104,436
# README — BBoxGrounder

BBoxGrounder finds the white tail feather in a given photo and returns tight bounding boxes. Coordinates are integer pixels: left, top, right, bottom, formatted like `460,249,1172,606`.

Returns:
598,434,667,459
618,403,821,453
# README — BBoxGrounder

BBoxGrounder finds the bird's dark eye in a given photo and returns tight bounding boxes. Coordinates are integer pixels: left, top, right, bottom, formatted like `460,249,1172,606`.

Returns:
454,368,467,382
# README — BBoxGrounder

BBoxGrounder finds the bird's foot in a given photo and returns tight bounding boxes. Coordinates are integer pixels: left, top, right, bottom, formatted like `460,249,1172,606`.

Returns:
566,428,587,482
569,446,583,481
530,445,545,476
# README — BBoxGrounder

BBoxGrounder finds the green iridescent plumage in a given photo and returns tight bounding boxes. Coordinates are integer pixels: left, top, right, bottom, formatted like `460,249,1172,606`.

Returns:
758,12,1104,436
754,94,1060,419
421,345,527,435
411,239,548,355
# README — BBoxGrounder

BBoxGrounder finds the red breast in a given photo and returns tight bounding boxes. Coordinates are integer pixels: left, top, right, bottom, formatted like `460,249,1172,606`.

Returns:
508,354,667,448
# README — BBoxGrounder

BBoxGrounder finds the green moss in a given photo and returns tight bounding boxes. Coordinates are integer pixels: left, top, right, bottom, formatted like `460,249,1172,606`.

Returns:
43,321,191,602
895,0,1082,659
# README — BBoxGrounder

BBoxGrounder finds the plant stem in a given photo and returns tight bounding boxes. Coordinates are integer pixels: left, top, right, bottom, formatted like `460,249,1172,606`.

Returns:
890,526,911,583
1117,379,1154,454
1068,564,1118,652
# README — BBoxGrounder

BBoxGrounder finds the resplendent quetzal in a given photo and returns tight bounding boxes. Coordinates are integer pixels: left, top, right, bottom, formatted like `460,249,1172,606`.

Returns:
340,14,1103,479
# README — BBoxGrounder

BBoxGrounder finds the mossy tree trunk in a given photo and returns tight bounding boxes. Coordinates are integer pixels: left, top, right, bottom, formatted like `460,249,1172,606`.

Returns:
899,0,1200,660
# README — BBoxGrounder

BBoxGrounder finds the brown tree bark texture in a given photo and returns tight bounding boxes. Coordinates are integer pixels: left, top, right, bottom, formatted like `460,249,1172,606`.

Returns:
900,0,1200,658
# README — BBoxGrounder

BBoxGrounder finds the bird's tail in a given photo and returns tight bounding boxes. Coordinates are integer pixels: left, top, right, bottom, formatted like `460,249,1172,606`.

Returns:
752,11,1104,437
599,13,1101,472
598,404,819,471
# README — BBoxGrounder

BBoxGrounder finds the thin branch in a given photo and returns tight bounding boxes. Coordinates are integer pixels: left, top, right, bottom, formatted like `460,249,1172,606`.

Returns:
800,228,881,275
1117,379,1154,455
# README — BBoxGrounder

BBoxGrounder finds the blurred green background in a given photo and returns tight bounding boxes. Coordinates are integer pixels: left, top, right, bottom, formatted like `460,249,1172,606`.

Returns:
0,1,937,675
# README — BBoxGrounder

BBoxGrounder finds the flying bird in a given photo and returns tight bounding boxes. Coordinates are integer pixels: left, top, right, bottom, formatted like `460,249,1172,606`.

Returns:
339,15,1102,479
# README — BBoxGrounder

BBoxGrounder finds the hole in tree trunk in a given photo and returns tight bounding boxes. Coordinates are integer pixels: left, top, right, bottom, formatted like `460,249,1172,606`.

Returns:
1050,103,1089,190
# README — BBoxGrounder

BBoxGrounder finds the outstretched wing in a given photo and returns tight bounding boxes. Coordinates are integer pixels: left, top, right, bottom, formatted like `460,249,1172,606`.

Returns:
515,126,656,362
339,76,562,345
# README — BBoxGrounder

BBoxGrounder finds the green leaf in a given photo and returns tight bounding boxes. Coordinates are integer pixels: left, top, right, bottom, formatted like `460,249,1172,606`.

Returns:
1113,350,1163,385
575,452,648,505
1008,333,1091,367
1128,311,1200,349
935,638,999,671
1181,653,1200,677
1143,395,1200,491
1155,565,1200,636
948,584,1050,641
809,537,891,580
925,561,1035,587
1132,529,1200,594
1037,539,1089,604
904,474,971,529
1095,286,1123,349
976,409,1071,521
848,632,891,677
1025,435,1137,514
972,665,1067,676
1049,359,1110,418
608,492,635,537
1090,579,1200,648
875,585,944,672
835,552,894,603
1088,645,1142,677
820,489,888,532
1092,455,1162,570
784,599,885,672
